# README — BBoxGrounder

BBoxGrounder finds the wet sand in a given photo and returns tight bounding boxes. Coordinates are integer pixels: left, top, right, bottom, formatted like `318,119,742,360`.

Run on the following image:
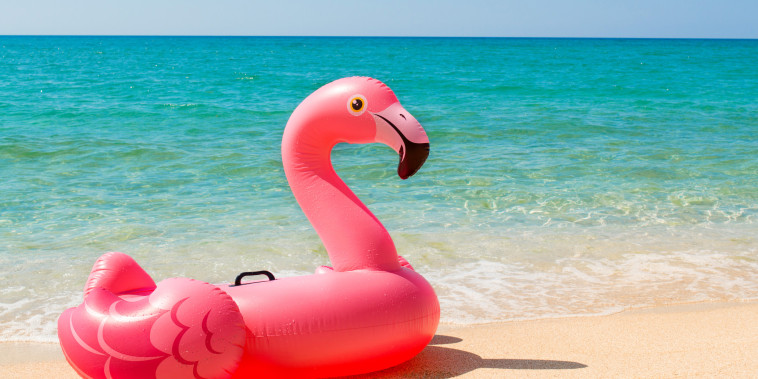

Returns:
2,301,756,378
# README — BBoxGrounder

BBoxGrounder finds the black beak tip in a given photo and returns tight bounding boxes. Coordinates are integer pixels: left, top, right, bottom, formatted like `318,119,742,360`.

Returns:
397,142,430,180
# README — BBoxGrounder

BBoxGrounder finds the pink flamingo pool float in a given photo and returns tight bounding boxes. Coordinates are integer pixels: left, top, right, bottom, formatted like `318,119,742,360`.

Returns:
58,77,440,378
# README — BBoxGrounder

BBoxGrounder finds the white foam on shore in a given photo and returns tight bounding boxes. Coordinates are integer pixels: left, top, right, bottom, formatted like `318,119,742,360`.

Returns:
1,223,756,342
427,248,758,324
0,288,79,343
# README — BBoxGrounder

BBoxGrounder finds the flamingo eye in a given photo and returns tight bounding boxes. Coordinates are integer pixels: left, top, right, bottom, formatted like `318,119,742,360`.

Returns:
347,95,367,116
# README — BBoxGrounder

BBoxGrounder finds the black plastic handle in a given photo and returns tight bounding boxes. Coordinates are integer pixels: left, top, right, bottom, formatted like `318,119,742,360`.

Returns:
232,271,275,286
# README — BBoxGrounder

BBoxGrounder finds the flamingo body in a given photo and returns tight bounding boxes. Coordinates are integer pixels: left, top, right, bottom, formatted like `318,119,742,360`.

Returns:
58,77,440,378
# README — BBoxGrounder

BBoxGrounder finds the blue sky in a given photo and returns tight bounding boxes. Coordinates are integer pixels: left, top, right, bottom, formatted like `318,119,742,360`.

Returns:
1,0,756,38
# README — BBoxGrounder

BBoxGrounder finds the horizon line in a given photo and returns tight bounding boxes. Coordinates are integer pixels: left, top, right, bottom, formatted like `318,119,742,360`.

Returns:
1,34,757,41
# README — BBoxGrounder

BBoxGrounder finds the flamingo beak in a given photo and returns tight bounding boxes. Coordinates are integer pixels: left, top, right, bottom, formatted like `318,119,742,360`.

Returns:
372,103,430,179
397,136,431,179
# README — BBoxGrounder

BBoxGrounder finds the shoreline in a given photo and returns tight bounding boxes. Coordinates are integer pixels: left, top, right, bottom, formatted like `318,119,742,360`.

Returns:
2,300,756,378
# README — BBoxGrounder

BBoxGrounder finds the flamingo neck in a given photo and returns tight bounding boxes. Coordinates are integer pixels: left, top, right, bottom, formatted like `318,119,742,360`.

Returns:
281,127,400,272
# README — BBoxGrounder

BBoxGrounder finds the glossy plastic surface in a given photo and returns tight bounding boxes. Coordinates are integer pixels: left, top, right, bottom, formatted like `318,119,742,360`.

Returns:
58,77,439,378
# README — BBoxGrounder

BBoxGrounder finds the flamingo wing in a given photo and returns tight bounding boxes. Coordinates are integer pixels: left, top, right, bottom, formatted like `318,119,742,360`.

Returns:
58,253,246,379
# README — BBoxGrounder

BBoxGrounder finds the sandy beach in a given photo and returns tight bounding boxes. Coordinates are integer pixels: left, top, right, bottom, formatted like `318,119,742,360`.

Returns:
2,301,755,378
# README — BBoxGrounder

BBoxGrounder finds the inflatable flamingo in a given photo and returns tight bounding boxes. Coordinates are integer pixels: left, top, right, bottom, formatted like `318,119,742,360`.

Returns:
58,77,440,378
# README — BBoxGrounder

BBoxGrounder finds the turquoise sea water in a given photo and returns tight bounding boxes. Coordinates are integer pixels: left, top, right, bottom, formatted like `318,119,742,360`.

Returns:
1,37,757,342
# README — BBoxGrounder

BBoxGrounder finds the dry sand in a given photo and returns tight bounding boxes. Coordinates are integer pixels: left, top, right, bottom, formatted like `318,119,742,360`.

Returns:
2,301,756,378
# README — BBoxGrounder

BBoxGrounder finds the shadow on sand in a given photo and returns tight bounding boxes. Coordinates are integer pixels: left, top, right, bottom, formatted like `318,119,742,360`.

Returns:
344,334,587,378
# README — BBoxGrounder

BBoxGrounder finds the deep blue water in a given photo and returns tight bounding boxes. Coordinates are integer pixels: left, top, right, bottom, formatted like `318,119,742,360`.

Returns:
1,37,757,341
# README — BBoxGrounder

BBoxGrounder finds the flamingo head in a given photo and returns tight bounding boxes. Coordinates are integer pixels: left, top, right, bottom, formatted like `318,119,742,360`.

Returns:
287,77,430,179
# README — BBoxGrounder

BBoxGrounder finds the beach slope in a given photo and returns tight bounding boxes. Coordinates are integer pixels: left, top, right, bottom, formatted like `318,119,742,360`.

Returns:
2,301,756,378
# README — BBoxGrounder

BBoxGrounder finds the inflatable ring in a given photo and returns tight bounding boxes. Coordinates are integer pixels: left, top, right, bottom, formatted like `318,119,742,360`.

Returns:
58,77,440,378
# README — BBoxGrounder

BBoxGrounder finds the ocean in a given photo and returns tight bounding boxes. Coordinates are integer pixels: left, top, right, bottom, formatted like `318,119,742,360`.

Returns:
1,36,757,342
